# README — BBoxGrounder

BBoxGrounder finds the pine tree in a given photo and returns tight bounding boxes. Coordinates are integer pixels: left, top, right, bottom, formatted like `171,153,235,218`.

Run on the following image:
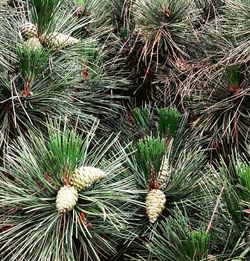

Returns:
0,0,249,260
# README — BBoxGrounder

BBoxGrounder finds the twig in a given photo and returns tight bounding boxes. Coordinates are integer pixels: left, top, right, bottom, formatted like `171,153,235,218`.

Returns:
206,184,225,234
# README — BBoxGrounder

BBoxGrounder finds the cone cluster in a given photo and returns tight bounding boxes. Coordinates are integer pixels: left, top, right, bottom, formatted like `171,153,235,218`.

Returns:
20,22,42,51
72,166,106,191
56,185,78,213
146,189,166,223
19,22,79,50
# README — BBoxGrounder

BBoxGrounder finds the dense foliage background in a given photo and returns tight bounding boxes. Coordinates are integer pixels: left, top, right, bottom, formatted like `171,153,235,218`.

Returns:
0,0,249,260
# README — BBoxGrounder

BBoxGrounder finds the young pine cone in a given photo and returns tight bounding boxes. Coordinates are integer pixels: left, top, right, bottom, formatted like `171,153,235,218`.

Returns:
146,189,166,223
158,155,170,190
20,22,37,40
23,37,43,51
72,166,106,191
56,185,78,213
44,32,79,49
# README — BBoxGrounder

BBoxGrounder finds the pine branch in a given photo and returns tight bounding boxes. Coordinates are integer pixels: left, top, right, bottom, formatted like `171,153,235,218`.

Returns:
0,120,142,260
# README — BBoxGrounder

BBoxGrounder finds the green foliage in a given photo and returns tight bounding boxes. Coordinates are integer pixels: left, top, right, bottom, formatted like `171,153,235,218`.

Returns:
46,124,87,179
132,106,152,130
1,0,250,260
157,107,180,138
186,230,209,261
136,136,166,179
0,121,142,261
29,0,63,33
226,65,242,85
142,211,211,261
101,0,133,35
0,6,128,149
207,153,250,260
131,133,207,216
119,26,130,40
118,105,181,141
200,0,250,64
187,65,250,158
133,0,197,68
75,0,87,5
17,46,50,85
238,163,250,199
0,47,90,148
